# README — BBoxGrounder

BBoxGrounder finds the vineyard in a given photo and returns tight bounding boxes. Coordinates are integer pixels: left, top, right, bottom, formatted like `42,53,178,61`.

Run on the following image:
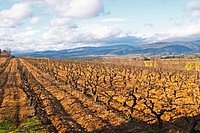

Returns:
0,57,199,132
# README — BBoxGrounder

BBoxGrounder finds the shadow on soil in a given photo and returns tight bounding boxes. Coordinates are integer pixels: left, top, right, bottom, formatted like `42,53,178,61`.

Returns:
93,114,200,133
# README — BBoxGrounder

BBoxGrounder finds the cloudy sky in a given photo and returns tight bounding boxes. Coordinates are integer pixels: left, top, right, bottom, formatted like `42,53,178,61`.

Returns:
0,0,200,52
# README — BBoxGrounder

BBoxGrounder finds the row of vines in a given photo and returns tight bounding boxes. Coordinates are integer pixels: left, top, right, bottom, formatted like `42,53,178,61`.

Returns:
23,57,200,132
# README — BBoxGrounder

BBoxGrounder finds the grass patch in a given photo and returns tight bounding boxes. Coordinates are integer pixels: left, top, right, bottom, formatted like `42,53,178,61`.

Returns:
0,117,44,133
0,120,16,133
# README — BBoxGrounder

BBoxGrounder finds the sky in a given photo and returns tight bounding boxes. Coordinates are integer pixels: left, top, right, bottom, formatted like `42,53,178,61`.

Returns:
0,0,200,52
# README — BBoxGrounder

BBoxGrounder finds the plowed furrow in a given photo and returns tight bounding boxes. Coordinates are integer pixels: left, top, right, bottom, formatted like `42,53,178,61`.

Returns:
0,58,12,108
0,59,19,122
0,57,12,75
0,59,33,128
17,59,58,132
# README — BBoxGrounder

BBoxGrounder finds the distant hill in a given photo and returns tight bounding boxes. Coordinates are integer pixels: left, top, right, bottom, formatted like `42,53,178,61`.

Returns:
14,40,200,58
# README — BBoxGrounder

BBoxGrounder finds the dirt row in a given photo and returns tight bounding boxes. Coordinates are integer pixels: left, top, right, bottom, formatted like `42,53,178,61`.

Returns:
0,58,12,108
0,58,37,130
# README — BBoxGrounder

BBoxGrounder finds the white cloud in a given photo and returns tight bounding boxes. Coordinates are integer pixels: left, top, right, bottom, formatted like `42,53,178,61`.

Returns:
0,26,40,52
44,0,104,18
64,0,104,18
0,0,107,51
191,10,200,17
10,27,40,47
186,1,200,9
22,0,43,3
101,18,127,23
42,17,78,43
78,24,121,40
144,23,154,28
13,29,40,38
42,27,77,43
50,17,77,28
168,24,200,38
44,0,60,6
42,21,123,49
142,24,200,42
186,1,200,18
30,17,40,24
42,28,64,42
0,28,18,51
0,3,31,28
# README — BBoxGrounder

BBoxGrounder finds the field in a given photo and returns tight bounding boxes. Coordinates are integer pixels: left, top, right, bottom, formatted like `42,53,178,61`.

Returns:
0,57,199,133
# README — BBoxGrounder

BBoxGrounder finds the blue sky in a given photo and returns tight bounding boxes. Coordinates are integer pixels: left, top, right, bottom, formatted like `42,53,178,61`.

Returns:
0,0,200,51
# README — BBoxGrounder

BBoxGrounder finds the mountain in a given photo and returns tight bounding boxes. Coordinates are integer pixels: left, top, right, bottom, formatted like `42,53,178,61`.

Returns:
14,45,138,58
14,41,200,58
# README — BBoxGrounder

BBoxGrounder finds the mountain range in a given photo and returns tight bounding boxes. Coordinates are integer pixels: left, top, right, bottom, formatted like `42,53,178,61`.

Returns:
14,40,200,58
